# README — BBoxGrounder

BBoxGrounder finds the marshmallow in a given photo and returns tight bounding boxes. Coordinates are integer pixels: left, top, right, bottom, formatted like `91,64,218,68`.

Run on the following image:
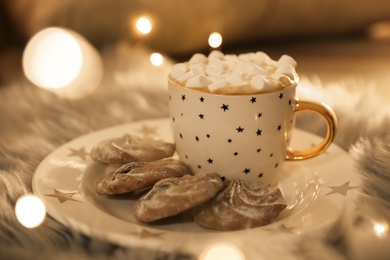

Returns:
233,61,251,75
206,66,223,77
249,65,268,76
185,74,211,88
253,51,271,66
208,50,224,60
274,63,296,80
226,71,245,86
177,71,195,82
278,55,297,68
171,63,187,79
189,64,205,76
208,79,228,92
238,52,254,62
250,75,273,90
189,53,207,64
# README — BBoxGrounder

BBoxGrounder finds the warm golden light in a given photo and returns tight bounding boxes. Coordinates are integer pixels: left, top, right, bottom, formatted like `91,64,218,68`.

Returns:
208,32,223,48
136,17,152,34
23,27,103,99
374,223,388,236
23,27,83,89
150,52,163,66
15,195,46,228
200,242,245,260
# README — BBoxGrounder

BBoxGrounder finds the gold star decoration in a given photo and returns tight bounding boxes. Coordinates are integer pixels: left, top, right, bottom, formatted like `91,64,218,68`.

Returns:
326,181,358,196
129,229,165,240
137,124,158,138
45,189,82,203
68,147,88,161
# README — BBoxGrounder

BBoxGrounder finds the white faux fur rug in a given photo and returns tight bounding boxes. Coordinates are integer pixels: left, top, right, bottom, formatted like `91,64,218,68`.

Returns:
1,43,389,259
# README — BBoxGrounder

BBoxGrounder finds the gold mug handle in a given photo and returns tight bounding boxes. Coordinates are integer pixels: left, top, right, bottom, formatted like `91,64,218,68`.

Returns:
286,99,337,161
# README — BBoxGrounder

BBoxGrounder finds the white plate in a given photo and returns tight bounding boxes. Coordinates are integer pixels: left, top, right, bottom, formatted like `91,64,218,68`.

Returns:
32,118,360,258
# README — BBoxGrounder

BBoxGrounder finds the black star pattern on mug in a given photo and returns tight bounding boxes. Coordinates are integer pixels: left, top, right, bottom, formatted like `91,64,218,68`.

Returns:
250,97,257,103
207,158,213,164
179,133,183,139
275,163,279,168
233,152,239,156
236,126,244,133
279,93,284,99
200,97,205,102
243,168,251,174
257,112,263,118
227,138,233,143
206,134,211,138
256,129,262,136
197,165,202,169
277,125,282,131
172,116,175,122
221,176,226,181
288,99,292,105
195,136,199,142
270,153,274,157
221,104,229,111
258,173,264,178
199,114,205,119
181,94,186,101
257,148,262,153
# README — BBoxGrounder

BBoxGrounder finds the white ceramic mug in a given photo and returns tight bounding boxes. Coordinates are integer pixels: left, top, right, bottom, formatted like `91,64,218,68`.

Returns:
168,77,337,186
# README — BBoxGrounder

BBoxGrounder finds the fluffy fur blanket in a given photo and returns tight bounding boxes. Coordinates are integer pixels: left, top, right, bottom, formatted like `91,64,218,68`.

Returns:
1,43,389,259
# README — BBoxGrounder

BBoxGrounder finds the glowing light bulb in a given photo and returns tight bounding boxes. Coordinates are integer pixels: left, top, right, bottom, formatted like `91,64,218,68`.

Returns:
136,17,152,34
15,195,46,228
208,32,223,48
150,53,163,66
23,27,103,99
200,242,245,260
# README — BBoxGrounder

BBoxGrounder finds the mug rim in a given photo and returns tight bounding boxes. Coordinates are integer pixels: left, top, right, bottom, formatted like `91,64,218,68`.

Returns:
168,75,298,96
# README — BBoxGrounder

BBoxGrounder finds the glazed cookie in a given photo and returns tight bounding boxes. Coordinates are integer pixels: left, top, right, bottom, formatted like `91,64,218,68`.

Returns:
90,134,175,164
95,158,189,195
191,180,287,231
133,172,224,222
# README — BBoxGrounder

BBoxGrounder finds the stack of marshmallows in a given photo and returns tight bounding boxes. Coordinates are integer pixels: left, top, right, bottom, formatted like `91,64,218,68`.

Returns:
169,50,298,94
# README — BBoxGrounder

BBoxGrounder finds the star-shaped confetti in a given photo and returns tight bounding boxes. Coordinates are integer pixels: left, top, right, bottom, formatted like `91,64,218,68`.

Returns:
326,181,357,196
68,147,88,161
45,189,82,203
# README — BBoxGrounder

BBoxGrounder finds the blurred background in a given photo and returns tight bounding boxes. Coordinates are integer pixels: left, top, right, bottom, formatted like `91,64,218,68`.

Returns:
1,0,390,98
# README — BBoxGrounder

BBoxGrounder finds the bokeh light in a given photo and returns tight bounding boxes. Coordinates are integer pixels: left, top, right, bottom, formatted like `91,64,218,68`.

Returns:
208,32,223,48
23,27,83,89
136,17,152,34
200,242,245,260
150,52,164,66
374,223,388,236
22,27,103,99
15,195,46,228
